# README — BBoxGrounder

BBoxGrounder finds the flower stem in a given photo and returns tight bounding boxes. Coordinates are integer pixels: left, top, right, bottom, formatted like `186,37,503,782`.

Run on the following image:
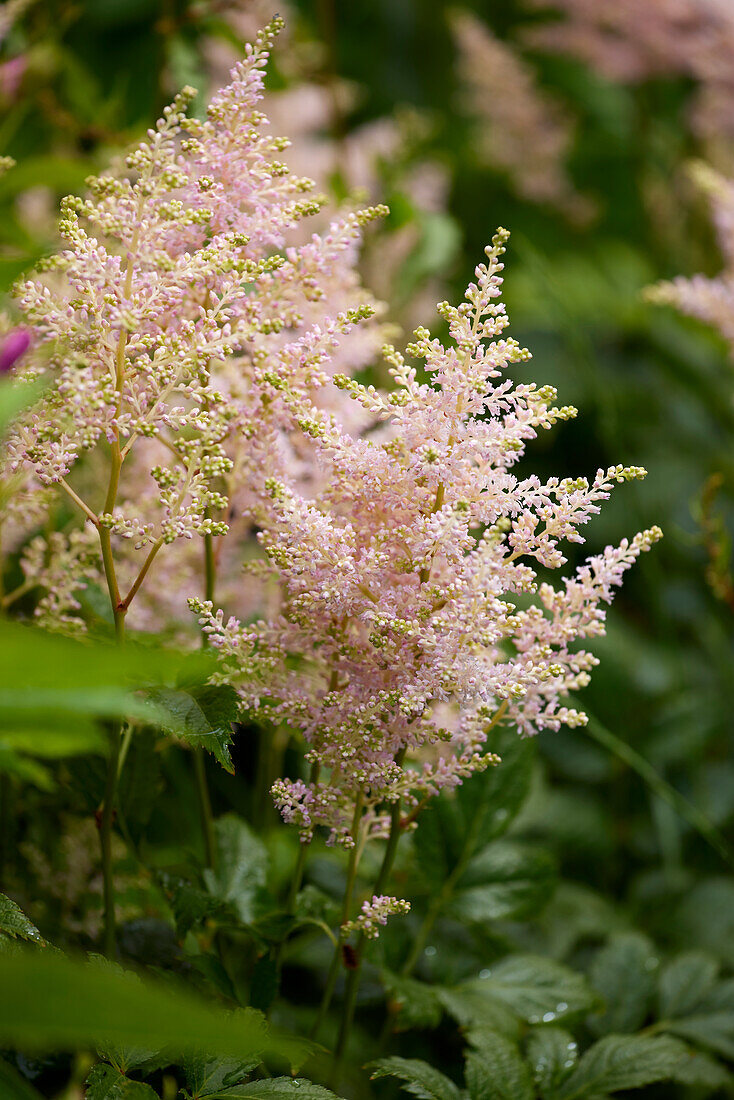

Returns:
195,528,218,870
330,794,404,1083
310,788,365,1042
285,761,321,914
100,715,123,957
194,747,217,870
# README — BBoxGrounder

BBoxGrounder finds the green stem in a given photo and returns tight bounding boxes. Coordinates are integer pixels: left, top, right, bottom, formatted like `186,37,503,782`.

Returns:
194,529,218,870
100,716,123,957
583,711,734,870
204,529,216,607
285,761,321,914
194,748,217,870
331,794,404,1083
310,788,365,1042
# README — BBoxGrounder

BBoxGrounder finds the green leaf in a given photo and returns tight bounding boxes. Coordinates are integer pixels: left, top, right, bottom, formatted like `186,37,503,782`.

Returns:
147,686,236,772
658,951,719,1019
0,622,210,730
456,727,534,842
183,1053,258,1098
369,1057,461,1100
381,972,443,1031
205,1081,343,1100
448,842,556,924
524,1028,578,1098
663,1011,734,1060
669,1045,731,1089
158,873,231,938
555,1034,688,1098
204,815,269,924
0,892,46,947
0,156,90,200
448,956,595,1029
657,974,734,1058
414,729,533,888
438,986,519,1039
464,1036,534,1100
588,933,657,1035
85,1063,159,1099
0,950,310,1067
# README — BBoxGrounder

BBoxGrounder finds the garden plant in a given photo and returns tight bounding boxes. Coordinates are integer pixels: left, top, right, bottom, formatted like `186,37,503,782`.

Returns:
1,3,734,1100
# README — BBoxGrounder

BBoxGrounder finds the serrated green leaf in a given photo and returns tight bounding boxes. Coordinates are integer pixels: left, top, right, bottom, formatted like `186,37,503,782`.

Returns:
0,621,211,765
555,1034,688,1098
464,1036,533,1100
438,986,519,1039
85,1063,159,1099
204,815,269,924
147,687,235,772
670,1044,731,1089
0,950,310,1067
456,728,534,842
663,1011,734,1059
382,972,443,1031
448,842,556,924
0,892,46,947
159,873,231,937
369,1057,461,1100
524,1028,578,1098
206,1080,342,1100
449,956,595,1029
183,1053,258,1098
414,729,533,889
588,933,657,1035
657,951,719,1019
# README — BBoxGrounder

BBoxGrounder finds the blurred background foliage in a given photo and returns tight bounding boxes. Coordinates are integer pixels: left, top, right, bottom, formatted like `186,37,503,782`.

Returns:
3,0,734,1097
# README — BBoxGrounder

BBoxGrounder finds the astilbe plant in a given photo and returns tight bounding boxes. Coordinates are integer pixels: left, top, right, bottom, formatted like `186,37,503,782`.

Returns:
451,10,592,221
1,17,663,1081
1,18,389,953
647,162,734,608
192,229,660,1062
647,162,734,352
2,18,388,638
525,0,734,156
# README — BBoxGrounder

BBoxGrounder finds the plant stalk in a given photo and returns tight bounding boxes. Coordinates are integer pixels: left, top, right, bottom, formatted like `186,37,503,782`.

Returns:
310,788,365,1042
330,794,404,1082
194,529,218,870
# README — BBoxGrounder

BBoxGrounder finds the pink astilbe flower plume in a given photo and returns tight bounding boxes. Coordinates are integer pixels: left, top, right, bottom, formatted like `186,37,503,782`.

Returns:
1,19,389,632
193,229,661,847
451,10,592,221
646,162,734,352
525,0,734,154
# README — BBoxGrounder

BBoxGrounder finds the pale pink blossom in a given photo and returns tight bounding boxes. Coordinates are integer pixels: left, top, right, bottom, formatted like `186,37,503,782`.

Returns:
193,229,660,845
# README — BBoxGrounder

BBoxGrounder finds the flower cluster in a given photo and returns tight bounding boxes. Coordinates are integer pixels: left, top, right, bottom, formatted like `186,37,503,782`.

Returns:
193,228,660,846
525,0,734,153
646,162,734,352
342,896,411,940
452,10,592,221
2,19,388,631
